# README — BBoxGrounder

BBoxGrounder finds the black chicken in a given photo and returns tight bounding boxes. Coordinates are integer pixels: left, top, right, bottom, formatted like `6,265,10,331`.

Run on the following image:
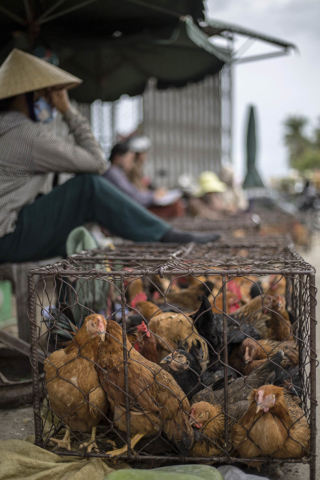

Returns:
160,348,236,401
192,296,261,372
192,350,285,406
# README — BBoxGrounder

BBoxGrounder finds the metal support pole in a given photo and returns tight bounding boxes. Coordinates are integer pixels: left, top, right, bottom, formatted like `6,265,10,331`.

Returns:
121,277,132,454
28,273,43,447
222,275,229,454
309,273,317,480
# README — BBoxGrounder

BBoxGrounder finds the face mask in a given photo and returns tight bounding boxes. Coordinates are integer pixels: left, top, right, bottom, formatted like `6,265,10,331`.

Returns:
33,97,56,123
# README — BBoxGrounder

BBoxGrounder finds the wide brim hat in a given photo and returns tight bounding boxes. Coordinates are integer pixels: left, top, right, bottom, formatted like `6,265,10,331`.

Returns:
194,171,227,197
0,49,82,101
128,135,152,153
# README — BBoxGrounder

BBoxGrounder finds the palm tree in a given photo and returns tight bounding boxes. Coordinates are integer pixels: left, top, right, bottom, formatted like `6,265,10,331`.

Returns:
284,116,310,167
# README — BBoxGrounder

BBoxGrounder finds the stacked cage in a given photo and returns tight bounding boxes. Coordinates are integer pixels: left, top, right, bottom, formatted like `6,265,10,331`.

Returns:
28,241,317,479
257,211,311,249
170,215,260,239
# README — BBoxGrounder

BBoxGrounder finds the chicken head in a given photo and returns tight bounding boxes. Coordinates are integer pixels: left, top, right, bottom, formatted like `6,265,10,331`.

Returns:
160,350,191,371
272,294,286,312
189,402,213,429
242,338,260,365
85,314,107,341
254,385,282,413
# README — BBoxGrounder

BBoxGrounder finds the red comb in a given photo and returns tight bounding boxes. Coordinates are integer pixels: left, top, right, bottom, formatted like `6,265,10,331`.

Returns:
230,303,240,313
227,280,241,301
153,291,160,300
137,321,150,337
131,292,147,309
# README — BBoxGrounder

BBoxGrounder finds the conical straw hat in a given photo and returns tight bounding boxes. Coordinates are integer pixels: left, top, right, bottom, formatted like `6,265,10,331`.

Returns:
0,49,82,100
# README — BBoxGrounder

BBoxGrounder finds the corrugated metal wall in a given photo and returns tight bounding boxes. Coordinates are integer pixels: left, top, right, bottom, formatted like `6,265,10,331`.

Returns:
142,74,222,188
50,69,232,189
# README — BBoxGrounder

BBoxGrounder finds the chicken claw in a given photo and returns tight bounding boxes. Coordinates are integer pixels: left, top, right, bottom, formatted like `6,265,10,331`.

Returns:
80,440,99,453
105,433,145,457
50,428,71,451
80,426,100,453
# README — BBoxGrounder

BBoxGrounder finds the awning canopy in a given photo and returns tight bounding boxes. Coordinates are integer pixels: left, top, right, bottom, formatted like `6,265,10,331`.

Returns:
0,0,231,102
201,18,297,64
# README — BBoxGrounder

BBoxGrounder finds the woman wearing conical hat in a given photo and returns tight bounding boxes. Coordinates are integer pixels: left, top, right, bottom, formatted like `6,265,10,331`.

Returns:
0,50,220,261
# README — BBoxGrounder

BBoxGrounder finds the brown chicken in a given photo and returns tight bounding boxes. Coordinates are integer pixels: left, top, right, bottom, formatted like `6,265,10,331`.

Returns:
191,352,286,460
268,274,286,296
154,281,214,310
231,295,273,325
189,401,225,457
232,385,310,464
229,276,262,305
269,294,293,341
127,277,144,305
44,314,108,452
209,290,239,314
135,300,209,369
229,338,299,375
96,320,194,457
228,294,274,340
136,321,158,363
192,350,284,407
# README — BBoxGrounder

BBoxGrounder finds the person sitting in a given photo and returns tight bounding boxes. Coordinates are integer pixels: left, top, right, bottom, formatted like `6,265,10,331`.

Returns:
104,142,166,208
188,171,227,220
220,165,248,214
127,135,152,191
0,49,221,264
105,142,184,219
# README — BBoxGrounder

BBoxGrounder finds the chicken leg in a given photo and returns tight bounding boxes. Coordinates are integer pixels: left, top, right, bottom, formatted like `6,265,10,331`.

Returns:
106,433,145,457
80,426,99,453
50,427,71,451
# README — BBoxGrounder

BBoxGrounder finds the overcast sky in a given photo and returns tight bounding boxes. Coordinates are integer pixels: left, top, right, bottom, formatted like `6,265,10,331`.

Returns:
206,0,320,183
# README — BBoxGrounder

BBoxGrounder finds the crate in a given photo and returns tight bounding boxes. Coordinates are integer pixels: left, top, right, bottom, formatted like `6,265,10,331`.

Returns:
28,242,317,479
170,214,260,237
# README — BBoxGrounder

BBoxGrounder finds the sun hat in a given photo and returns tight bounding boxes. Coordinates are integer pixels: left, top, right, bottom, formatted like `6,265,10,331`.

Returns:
0,49,82,101
128,135,152,153
194,171,227,197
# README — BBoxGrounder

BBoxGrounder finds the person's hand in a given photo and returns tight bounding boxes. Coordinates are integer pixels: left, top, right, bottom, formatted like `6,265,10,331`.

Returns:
154,187,167,201
49,89,71,114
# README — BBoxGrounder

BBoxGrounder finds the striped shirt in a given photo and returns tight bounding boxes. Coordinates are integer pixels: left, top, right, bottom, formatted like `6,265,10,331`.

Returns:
104,165,155,207
0,108,107,238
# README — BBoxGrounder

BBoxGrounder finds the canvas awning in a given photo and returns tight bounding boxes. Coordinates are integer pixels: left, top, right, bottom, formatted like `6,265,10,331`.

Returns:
201,18,297,64
0,0,231,102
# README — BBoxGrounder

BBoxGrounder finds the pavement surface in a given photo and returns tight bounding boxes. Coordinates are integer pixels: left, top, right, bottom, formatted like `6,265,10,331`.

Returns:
0,235,319,479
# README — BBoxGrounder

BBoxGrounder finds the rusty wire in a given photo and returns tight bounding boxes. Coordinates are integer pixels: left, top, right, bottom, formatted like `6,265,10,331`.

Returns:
27,241,317,478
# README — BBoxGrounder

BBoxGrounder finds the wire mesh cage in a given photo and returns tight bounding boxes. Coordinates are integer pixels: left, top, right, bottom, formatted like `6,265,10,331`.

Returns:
170,215,260,238
28,242,317,478
257,211,312,249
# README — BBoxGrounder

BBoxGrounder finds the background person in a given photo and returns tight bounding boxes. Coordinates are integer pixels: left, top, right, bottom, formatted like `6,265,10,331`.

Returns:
220,164,249,213
127,135,153,190
188,171,227,220
104,142,166,208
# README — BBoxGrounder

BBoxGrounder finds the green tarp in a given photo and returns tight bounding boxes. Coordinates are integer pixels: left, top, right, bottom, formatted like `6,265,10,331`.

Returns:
0,0,231,102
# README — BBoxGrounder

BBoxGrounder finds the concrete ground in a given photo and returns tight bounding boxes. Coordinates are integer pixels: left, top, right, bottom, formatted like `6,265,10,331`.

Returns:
0,235,319,479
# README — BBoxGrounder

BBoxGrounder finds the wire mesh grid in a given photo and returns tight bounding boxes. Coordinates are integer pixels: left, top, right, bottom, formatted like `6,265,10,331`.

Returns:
28,242,317,478
169,215,260,236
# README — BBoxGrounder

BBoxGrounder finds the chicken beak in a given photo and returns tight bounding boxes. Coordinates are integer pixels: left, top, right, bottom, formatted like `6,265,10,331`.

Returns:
160,356,170,364
99,332,106,342
189,417,196,426
256,404,263,414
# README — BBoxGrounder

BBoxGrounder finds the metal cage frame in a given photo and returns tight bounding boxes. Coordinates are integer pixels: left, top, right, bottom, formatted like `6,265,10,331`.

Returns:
28,241,317,479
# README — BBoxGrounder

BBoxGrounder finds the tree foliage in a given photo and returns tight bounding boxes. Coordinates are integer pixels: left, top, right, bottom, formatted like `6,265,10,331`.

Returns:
284,115,320,171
